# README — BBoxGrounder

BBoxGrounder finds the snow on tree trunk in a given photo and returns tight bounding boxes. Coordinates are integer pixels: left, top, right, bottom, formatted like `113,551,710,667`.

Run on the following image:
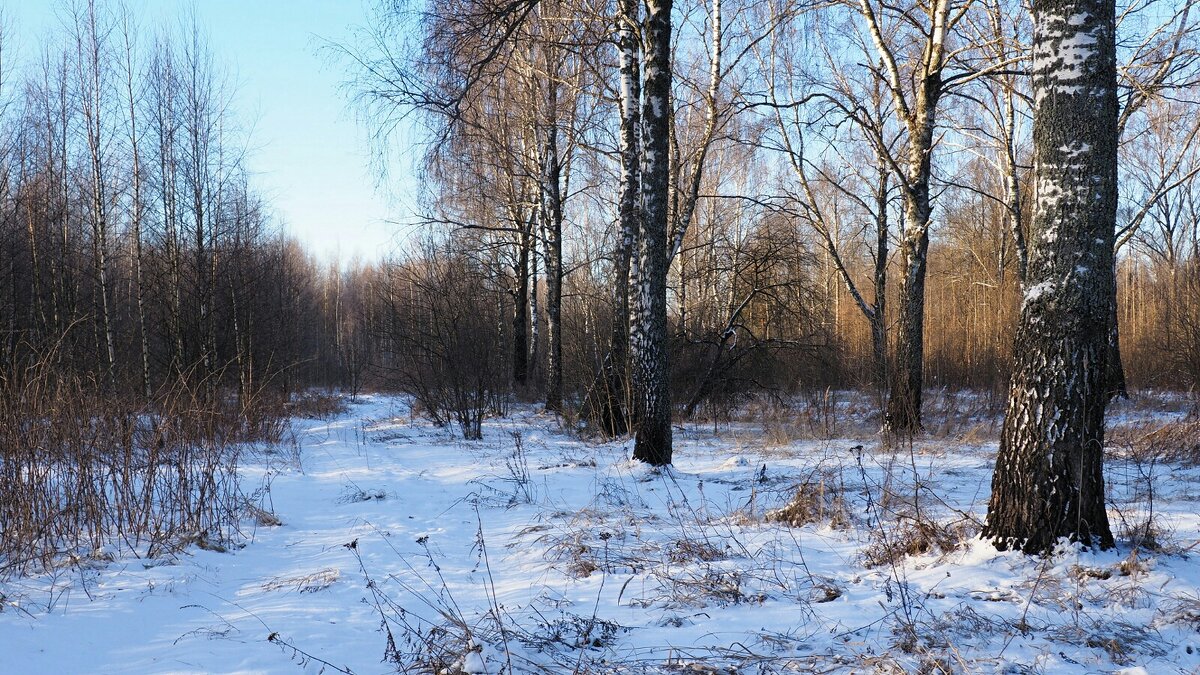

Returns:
984,0,1117,554
632,0,673,465
584,0,641,436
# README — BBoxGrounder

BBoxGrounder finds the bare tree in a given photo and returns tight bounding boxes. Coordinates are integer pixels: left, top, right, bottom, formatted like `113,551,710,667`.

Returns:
72,0,120,389
764,16,897,406
582,0,641,437
119,5,151,399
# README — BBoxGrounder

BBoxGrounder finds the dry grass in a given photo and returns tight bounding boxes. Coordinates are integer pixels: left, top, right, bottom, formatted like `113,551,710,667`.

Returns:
0,359,287,578
285,391,348,420
861,517,971,568
765,476,849,529
1110,416,1200,465
262,567,341,593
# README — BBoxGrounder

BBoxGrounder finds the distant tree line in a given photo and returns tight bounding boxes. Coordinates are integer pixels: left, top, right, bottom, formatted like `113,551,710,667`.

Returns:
0,2,362,570
0,2,349,401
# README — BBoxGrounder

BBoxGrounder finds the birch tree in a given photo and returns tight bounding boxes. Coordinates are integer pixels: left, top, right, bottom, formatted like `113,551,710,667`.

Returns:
119,7,151,399
850,0,959,434
764,15,898,406
630,0,674,464
72,0,119,389
583,0,642,436
984,0,1118,553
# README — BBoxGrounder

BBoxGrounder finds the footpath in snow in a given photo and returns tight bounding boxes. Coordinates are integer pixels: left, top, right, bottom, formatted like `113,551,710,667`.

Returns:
2,393,1200,673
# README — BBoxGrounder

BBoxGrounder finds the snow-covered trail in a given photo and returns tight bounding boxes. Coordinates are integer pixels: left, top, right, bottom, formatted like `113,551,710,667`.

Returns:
3,394,1200,674
0,396,475,674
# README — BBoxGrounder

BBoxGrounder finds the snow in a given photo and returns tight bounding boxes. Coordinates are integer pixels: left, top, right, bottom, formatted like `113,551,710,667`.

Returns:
1024,280,1056,306
1031,10,1107,104
3,393,1200,673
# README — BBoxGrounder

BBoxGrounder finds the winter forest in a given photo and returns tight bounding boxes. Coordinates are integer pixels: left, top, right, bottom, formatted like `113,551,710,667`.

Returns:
3,0,1200,671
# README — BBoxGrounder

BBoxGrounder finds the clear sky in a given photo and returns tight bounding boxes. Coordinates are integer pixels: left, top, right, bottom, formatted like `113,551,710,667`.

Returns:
6,0,415,265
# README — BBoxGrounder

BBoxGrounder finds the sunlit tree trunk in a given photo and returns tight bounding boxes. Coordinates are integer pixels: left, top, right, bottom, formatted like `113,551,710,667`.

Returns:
985,0,1117,553
584,0,640,436
632,0,673,465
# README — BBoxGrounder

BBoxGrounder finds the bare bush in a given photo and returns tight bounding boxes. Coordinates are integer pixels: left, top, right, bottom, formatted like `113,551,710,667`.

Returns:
0,358,283,577
376,243,511,439
285,390,348,420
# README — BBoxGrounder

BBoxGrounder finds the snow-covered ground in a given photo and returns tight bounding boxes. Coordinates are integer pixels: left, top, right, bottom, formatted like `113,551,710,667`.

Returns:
2,394,1200,673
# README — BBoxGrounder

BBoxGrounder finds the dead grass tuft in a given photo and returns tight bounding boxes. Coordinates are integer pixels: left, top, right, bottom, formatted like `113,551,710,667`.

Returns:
765,477,849,529
863,517,972,568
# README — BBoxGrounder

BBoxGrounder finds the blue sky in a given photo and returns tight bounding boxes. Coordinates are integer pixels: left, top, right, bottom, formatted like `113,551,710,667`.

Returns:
7,0,414,264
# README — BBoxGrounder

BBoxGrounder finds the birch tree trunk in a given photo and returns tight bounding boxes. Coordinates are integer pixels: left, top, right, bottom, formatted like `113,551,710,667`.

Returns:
76,0,118,390
122,11,152,400
854,0,955,436
583,0,640,436
631,0,673,465
984,0,1117,553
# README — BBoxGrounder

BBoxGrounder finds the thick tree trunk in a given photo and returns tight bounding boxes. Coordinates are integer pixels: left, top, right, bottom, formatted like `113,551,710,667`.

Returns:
984,0,1117,553
631,0,673,465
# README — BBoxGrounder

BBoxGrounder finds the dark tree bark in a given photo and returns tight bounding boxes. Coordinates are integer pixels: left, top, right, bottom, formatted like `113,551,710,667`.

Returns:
541,101,564,412
984,0,1118,554
512,217,531,387
631,0,673,465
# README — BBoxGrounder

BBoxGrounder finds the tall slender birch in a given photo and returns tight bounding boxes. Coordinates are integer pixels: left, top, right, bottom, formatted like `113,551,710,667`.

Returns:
120,9,151,400
74,0,118,389
632,0,674,465
584,0,641,436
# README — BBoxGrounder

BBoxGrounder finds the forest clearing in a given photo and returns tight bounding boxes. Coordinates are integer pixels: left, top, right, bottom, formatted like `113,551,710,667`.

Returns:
3,392,1199,673
4,0,1200,671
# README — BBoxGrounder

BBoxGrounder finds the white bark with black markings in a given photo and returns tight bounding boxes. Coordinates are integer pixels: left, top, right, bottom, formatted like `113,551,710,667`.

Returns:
985,0,1117,553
